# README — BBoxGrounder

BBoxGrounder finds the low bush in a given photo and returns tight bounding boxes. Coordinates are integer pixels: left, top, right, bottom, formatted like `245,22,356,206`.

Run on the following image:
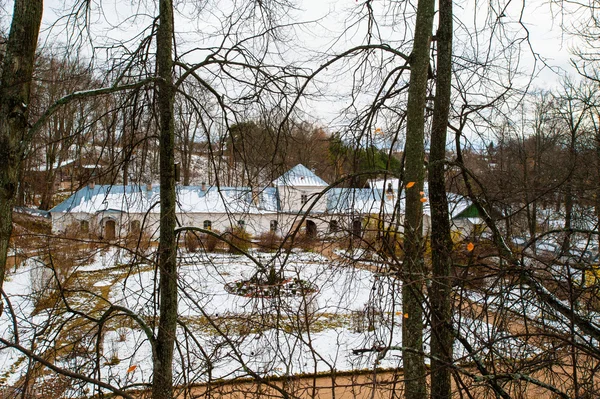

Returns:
296,234,319,252
124,230,153,254
226,227,252,254
279,233,319,252
184,231,201,252
256,232,283,252
200,230,221,252
183,230,222,253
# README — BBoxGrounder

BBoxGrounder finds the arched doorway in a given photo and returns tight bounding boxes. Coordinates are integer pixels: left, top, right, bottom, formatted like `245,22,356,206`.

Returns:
352,218,362,238
306,220,317,238
105,220,116,240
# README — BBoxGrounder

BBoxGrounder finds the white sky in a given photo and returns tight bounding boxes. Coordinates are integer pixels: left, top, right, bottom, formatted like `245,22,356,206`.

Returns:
1,0,591,141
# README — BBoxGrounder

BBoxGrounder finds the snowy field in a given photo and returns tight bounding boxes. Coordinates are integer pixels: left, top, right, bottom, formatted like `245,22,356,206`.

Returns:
0,249,404,390
0,247,548,393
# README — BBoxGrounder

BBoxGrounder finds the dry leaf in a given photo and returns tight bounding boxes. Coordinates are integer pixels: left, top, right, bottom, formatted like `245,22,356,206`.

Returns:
467,242,475,252
127,365,137,374
406,181,415,188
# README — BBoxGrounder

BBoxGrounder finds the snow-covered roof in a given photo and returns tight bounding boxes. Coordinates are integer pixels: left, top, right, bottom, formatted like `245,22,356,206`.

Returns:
326,188,396,214
50,168,475,220
30,158,76,172
368,178,474,219
50,185,279,215
273,164,328,187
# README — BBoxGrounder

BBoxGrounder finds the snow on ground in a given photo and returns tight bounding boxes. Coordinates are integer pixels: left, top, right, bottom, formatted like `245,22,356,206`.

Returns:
86,249,406,388
0,248,549,392
0,258,39,386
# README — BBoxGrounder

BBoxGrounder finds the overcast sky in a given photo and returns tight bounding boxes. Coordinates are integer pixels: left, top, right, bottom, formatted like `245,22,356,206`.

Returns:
2,0,591,145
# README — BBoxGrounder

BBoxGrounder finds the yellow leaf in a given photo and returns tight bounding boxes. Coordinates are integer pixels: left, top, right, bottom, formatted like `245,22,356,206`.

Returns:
406,181,415,188
127,365,137,373
404,313,409,319
467,242,475,252
419,191,425,196
396,311,402,316
420,197,427,203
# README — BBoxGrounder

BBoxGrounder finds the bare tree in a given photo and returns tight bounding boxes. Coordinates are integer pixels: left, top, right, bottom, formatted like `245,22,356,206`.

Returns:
0,0,43,293
401,0,434,397
153,0,177,398
428,0,453,397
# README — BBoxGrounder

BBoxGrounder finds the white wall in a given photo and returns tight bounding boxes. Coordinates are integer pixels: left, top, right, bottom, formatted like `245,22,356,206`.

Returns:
277,185,327,213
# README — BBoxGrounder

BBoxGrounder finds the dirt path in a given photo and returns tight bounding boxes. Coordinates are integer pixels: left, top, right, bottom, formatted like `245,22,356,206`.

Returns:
164,366,561,399
178,370,405,399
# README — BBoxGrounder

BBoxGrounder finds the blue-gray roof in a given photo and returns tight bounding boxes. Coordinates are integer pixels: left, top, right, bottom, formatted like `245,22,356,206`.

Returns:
50,184,280,214
273,164,328,187
326,188,395,214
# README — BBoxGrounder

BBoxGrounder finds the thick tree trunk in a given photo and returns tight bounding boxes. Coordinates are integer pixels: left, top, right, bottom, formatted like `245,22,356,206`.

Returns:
152,0,178,398
595,118,600,230
428,0,453,398
402,0,434,398
0,0,43,292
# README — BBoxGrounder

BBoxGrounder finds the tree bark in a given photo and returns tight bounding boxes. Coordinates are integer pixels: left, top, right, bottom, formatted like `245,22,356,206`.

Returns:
428,0,453,398
152,0,178,398
0,0,43,292
402,0,434,398
595,111,600,229
562,129,575,252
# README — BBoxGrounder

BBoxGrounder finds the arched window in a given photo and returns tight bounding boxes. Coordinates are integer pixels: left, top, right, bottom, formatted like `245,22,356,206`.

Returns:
203,220,212,230
301,194,308,205
238,220,245,229
306,220,317,238
329,220,339,233
270,220,278,232
130,220,141,234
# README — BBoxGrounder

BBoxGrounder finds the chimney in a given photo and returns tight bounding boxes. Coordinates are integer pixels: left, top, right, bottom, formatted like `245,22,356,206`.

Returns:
201,181,206,191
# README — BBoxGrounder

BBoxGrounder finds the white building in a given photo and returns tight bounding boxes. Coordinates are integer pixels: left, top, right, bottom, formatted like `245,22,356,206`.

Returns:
49,164,479,240
50,164,397,240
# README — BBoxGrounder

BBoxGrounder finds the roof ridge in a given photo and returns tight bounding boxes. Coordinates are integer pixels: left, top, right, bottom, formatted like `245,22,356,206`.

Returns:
273,164,328,187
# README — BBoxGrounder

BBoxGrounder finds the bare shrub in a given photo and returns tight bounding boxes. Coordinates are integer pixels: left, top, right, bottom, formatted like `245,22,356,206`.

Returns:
257,232,283,252
124,230,153,254
184,231,201,252
226,227,252,254
199,230,221,252
62,221,96,241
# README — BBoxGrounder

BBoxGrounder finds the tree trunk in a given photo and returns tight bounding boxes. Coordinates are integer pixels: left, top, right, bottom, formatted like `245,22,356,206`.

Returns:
402,0,434,397
40,167,57,210
0,0,43,293
595,113,600,230
152,0,177,398
563,129,576,252
428,0,453,398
